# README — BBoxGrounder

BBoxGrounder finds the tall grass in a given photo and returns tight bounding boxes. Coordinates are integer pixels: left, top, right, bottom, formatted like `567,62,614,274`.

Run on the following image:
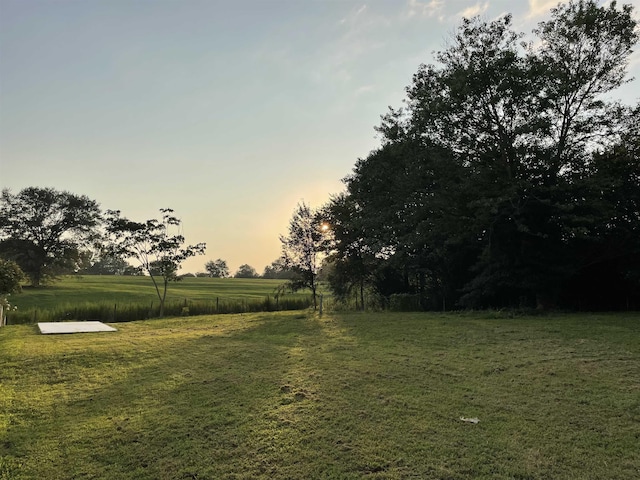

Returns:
6,295,313,324
5,276,315,324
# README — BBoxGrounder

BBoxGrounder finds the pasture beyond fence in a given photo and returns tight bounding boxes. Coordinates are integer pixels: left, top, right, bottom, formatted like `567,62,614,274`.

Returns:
4,295,314,325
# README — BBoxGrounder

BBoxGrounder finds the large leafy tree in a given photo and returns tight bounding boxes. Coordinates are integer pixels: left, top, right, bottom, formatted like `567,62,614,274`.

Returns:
338,137,476,309
105,208,206,317
330,0,639,310
560,106,640,309
0,187,102,286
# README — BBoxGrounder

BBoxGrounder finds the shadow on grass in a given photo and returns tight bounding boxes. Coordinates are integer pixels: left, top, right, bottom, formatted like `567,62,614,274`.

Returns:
2,312,640,479
2,313,324,479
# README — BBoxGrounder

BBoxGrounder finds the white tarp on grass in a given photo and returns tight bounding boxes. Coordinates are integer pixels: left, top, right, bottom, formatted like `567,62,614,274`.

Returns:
38,321,117,335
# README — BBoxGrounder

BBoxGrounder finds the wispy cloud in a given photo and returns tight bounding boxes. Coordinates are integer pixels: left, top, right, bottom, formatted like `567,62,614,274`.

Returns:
339,4,368,25
526,0,560,18
313,4,390,86
355,84,375,96
406,0,444,19
458,2,490,18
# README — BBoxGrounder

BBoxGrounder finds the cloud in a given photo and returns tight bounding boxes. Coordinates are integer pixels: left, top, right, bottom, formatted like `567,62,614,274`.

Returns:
458,2,490,18
355,84,375,96
315,4,390,86
526,0,560,18
339,4,367,25
406,0,444,19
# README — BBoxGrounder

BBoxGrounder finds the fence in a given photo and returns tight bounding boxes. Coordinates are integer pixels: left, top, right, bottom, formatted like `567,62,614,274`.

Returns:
3,295,314,325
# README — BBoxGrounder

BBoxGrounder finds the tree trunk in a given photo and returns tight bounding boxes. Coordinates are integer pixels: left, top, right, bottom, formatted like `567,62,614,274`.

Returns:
30,267,42,287
159,277,169,317
311,282,317,310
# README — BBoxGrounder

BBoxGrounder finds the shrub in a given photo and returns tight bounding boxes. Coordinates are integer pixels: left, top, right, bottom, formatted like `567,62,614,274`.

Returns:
0,258,25,294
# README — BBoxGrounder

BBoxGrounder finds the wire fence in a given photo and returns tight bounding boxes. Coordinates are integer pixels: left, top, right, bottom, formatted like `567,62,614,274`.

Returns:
4,295,314,325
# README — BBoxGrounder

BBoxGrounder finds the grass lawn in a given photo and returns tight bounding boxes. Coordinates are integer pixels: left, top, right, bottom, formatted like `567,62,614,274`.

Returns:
1,311,639,479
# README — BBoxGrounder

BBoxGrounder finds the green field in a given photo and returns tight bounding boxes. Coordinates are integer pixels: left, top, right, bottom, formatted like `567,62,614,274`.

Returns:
1,310,639,479
13,276,300,310
5,276,314,324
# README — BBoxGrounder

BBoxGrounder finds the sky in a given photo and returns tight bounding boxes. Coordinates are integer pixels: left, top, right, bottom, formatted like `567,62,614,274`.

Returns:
1,0,639,275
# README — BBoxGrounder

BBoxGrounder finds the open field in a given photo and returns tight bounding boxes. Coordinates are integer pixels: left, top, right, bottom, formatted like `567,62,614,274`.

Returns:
6,276,313,324
1,311,639,479
13,276,300,311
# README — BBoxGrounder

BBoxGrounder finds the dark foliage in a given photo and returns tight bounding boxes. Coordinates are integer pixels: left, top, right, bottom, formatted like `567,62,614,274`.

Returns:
0,187,102,286
325,1,639,311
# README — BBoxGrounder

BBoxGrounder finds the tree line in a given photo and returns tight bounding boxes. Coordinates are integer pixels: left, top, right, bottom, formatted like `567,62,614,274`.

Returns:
0,186,305,314
3,1,639,313
0,191,208,316
197,258,298,279
0,188,297,284
315,0,640,311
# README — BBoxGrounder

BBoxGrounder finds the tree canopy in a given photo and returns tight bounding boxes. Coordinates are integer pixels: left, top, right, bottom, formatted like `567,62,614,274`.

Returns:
262,257,297,280
205,258,230,278
105,208,206,317
0,187,102,286
0,258,25,295
280,202,330,309
234,264,259,278
325,0,640,310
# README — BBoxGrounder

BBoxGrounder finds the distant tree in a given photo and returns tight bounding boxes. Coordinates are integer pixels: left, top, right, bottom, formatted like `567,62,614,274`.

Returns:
74,250,95,273
0,187,102,286
280,202,330,309
122,265,143,276
195,272,209,278
262,257,297,279
205,258,230,278
0,258,25,294
234,264,259,278
105,208,206,317
78,251,130,275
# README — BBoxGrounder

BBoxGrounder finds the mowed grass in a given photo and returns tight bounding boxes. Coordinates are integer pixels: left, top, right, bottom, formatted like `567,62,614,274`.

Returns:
14,276,297,312
1,311,639,479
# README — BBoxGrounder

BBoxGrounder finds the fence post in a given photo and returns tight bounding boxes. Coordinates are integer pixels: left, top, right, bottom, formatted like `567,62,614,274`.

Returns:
319,294,323,316
0,304,4,327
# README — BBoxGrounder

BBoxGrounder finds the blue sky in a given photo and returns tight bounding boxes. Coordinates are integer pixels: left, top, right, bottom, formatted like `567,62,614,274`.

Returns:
2,0,639,274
